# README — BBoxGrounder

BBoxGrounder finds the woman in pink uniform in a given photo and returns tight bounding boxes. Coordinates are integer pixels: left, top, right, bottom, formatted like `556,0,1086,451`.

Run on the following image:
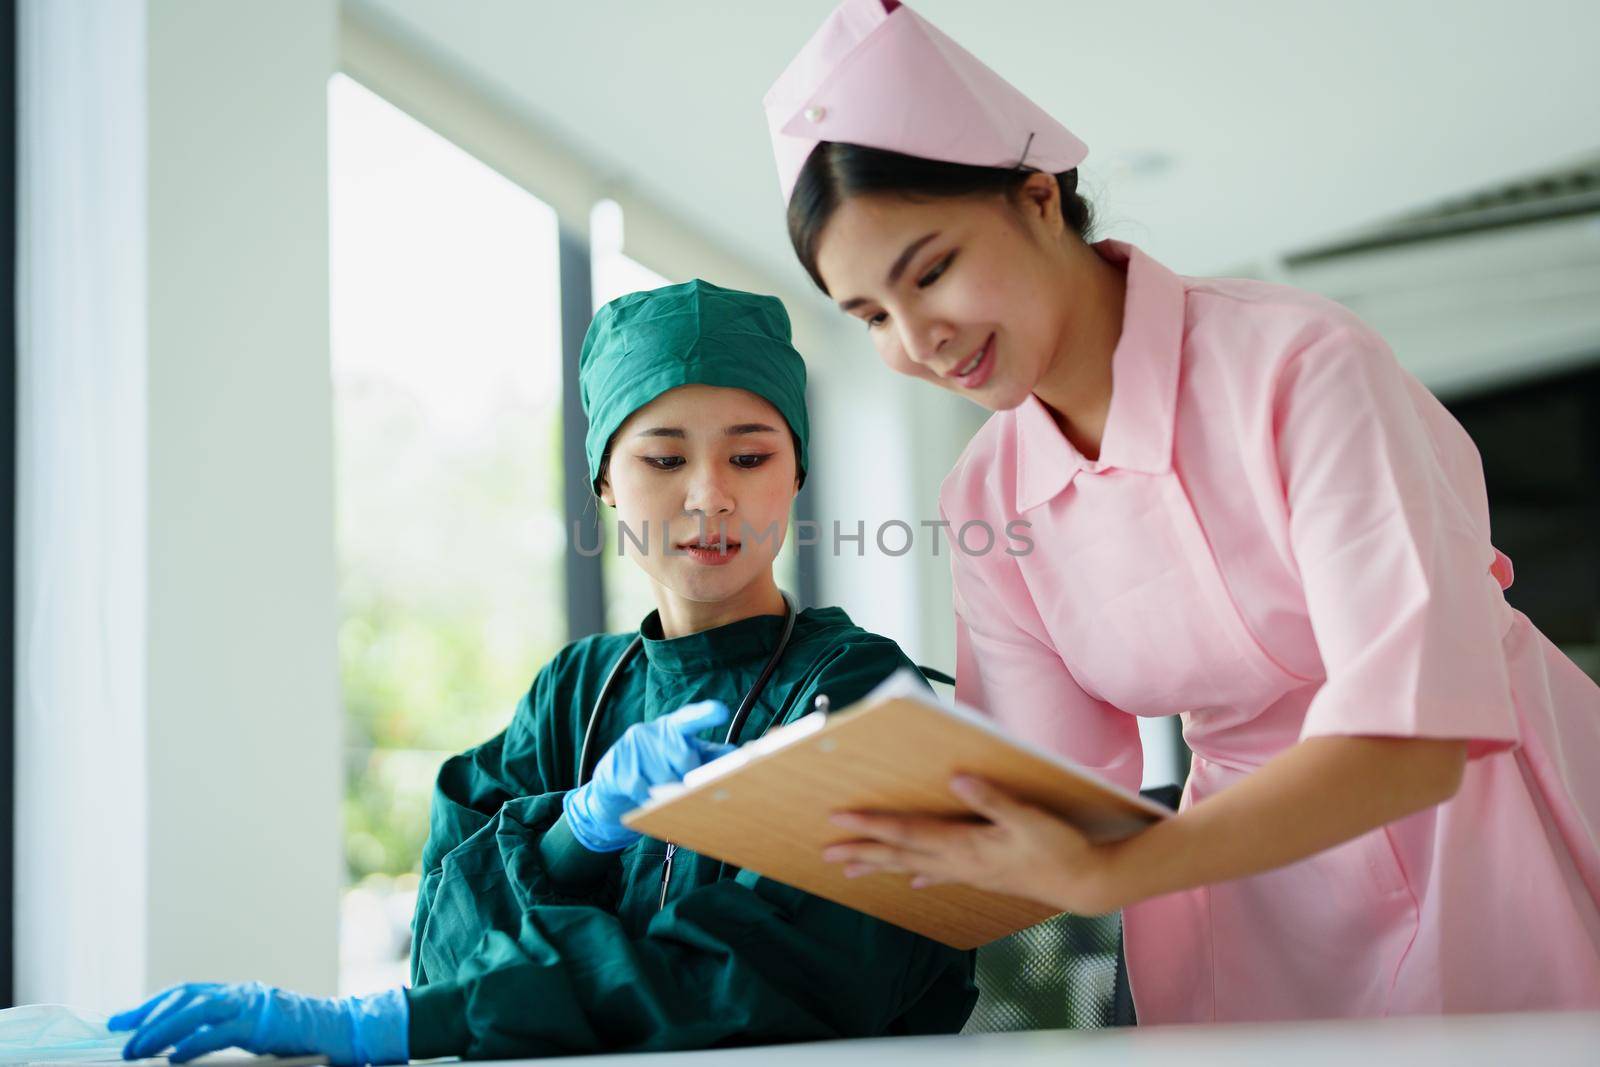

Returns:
764,0,1600,1021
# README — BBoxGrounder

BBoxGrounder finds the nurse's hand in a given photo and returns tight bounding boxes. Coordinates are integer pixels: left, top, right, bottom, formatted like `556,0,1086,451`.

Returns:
822,775,1121,915
109,982,409,1065
565,699,737,852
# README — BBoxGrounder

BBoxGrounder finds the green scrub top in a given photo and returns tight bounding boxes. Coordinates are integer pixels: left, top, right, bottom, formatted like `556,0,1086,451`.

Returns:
405,606,978,1059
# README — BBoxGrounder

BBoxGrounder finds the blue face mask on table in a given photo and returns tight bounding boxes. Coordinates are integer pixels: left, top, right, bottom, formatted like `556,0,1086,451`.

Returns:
0,1004,125,1065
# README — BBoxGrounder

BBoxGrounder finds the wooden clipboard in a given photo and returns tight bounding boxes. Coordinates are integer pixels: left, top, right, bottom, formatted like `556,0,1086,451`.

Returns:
623,669,1170,949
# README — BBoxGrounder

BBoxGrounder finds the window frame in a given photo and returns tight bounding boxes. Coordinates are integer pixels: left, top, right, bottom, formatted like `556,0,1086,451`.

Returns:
3,0,19,1010
559,227,605,636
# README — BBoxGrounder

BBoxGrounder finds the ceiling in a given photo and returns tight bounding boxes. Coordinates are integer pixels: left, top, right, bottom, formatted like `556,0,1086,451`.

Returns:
349,0,1600,291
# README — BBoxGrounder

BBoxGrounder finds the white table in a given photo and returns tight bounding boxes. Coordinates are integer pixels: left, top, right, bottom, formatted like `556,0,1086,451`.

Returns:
513,1011,1600,1067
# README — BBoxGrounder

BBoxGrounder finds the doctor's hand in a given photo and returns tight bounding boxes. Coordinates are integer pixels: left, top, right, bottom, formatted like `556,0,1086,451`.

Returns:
109,981,409,1066
822,775,1123,915
564,699,736,853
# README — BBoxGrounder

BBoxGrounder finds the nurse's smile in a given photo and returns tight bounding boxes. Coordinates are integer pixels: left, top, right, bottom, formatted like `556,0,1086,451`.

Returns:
946,333,995,389
808,183,1126,428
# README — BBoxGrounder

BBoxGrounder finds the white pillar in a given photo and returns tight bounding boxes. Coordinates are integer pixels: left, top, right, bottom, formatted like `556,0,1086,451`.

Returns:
17,0,343,1008
15,0,150,1011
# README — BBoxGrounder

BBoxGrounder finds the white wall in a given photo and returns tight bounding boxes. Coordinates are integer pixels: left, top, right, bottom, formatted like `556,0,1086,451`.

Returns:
16,0,344,1007
143,0,343,997
807,337,924,659
16,0,150,1010
800,312,987,674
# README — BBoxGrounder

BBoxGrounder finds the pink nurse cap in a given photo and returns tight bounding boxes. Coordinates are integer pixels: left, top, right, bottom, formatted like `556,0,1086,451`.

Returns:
763,0,1089,203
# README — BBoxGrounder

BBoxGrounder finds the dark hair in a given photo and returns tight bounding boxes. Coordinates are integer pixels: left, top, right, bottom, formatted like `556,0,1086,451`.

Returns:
788,142,1094,293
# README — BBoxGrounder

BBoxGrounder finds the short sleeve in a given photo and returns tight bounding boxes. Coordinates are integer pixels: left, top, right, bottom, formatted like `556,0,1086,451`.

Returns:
943,501,1143,792
1275,326,1518,758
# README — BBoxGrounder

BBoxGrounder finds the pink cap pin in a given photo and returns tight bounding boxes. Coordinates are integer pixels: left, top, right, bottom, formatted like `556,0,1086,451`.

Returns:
763,0,1089,203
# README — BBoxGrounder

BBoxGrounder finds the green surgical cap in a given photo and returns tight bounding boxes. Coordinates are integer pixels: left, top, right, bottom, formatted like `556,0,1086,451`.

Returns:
580,278,810,490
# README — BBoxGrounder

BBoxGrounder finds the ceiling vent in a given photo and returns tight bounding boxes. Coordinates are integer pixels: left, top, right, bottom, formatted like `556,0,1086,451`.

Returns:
1267,157,1600,398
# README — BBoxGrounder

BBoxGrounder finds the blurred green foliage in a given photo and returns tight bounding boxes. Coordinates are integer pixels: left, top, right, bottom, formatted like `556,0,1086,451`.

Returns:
338,594,535,881
333,376,566,883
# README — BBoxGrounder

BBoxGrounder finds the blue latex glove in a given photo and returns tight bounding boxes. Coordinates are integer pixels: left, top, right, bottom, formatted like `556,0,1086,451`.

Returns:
108,982,408,1066
565,699,736,852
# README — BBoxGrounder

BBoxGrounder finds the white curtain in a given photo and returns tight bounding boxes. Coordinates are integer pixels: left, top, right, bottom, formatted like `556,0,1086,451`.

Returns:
15,0,150,1009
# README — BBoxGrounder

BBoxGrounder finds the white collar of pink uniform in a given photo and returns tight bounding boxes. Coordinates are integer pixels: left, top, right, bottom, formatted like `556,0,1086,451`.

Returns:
1014,241,1184,513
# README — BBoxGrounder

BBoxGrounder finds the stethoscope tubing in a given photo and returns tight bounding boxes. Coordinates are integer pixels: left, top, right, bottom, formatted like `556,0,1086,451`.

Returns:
575,592,798,787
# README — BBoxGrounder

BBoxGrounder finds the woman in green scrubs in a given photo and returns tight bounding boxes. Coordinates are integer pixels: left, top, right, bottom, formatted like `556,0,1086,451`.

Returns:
110,279,977,1064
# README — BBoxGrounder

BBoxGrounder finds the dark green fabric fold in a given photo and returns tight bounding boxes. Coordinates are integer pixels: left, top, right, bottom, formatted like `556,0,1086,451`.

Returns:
406,606,977,1058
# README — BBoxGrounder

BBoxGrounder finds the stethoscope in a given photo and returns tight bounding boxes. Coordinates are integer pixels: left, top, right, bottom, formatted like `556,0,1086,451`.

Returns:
576,591,800,785
571,591,957,908
576,592,800,908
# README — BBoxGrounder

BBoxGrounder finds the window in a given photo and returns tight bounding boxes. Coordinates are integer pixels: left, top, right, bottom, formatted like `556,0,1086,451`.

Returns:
328,74,565,994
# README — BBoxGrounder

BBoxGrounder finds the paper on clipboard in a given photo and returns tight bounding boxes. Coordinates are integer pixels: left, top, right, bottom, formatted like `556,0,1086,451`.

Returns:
625,668,1168,948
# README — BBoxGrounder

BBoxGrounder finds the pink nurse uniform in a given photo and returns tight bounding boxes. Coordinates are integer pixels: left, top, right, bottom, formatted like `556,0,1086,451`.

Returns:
941,239,1600,1021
